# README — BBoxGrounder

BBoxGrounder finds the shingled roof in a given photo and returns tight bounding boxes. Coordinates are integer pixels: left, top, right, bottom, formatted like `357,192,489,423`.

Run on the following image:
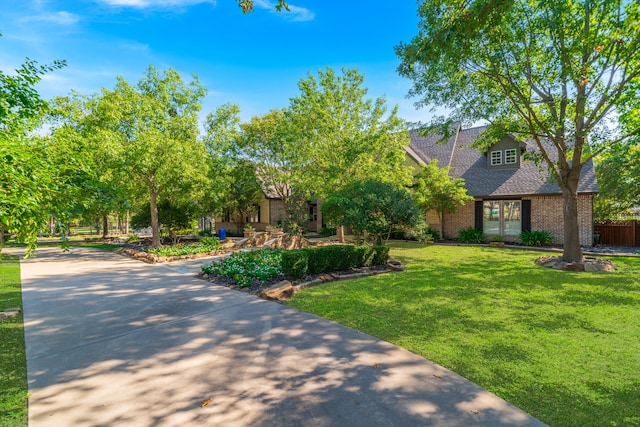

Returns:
408,125,599,197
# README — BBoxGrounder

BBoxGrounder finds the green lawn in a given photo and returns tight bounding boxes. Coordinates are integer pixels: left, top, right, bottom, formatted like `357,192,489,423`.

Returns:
286,243,640,427
0,255,27,427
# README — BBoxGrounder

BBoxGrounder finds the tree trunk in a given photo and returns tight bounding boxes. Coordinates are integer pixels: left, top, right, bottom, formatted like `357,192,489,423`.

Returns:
125,210,130,235
337,225,345,243
149,175,162,248
561,185,583,262
0,224,4,248
102,215,109,238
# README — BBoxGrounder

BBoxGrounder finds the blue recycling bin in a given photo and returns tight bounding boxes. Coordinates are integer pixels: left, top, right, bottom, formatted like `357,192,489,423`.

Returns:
218,228,226,240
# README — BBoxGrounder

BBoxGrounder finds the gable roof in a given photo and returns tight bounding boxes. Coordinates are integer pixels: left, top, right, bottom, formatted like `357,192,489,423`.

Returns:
408,125,599,197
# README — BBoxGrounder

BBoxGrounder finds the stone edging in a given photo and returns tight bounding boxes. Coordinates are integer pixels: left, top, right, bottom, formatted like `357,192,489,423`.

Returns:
260,259,405,302
0,307,22,322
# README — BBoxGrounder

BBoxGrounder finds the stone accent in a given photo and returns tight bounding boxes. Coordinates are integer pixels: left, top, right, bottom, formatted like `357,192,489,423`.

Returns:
0,307,22,321
535,256,616,272
260,281,294,301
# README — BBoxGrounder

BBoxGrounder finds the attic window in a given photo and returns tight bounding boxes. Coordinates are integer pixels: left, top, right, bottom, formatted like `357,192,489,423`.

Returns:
505,148,517,164
491,150,502,166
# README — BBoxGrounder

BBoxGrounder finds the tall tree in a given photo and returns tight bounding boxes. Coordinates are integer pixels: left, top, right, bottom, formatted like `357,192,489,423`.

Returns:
397,0,640,262
98,66,208,247
413,160,473,238
288,67,413,198
0,34,66,254
233,109,310,230
594,140,640,219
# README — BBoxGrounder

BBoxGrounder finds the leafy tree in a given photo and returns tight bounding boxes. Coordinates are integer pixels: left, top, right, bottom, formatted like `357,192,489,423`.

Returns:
223,160,265,233
323,179,422,245
233,109,310,230
414,160,473,238
0,34,66,254
287,67,413,240
289,67,412,197
97,66,209,247
397,0,640,261
48,93,131,238
131,198,200,243
594,141,640,219
237,0,288,13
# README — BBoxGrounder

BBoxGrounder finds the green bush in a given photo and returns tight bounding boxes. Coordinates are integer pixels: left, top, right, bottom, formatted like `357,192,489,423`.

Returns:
305,246,334,274
208,249,282,288
519,230,553,246
281,250,309,280
280,245,391,280
319,226,337,236
149,237,221,257
458,226,484,243
372,245,390,265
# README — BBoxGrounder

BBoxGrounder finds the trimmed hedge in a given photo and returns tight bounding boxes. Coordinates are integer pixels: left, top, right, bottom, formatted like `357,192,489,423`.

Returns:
281,250,309,280
281,245,390,280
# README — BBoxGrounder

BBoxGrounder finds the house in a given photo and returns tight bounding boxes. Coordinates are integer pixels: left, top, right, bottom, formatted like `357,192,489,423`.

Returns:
406,124,599,246
214,178,323,235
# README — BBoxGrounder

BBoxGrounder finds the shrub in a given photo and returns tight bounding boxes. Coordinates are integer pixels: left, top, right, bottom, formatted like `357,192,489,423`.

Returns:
458,226,484,243
519,230,553,246
149,237,221,257
306,247,331,274
209,249,282,287
280,245,391,280
319,226,337,236
282,250,309,280
198,229,214,237
127,234,140,242
372,245,390,265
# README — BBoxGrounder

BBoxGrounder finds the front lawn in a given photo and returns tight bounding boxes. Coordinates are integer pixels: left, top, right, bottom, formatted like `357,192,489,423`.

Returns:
0,254,27,426
286,243,640,427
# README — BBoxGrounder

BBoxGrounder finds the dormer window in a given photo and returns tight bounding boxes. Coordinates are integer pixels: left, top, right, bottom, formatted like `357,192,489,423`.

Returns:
505,148,517,165
491,150,502,166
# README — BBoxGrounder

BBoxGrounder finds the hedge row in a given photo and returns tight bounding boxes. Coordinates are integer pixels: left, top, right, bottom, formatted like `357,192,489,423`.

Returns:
281,245,390,280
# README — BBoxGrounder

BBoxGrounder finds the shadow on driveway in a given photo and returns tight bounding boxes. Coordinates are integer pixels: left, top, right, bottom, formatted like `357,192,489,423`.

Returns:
16,247,546,426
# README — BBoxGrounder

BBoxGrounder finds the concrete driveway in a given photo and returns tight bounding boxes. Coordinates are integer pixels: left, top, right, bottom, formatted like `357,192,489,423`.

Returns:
17,246,545,426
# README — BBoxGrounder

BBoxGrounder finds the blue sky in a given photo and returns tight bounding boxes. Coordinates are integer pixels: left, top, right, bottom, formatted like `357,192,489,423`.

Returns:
1,0,425,124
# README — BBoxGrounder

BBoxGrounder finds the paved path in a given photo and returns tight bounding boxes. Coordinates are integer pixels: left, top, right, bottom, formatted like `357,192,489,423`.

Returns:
16,247,546,426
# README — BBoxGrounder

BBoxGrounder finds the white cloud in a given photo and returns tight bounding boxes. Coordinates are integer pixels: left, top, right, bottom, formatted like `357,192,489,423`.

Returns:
24,11,80,25
253,0,315,22
98,0,210,7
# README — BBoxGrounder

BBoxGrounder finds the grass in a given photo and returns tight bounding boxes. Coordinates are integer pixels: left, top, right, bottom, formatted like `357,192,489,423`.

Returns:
286,243,640,427
0,255,27,427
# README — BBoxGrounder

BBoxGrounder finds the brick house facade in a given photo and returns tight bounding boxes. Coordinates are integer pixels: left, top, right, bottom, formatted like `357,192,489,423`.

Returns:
407,124,598,246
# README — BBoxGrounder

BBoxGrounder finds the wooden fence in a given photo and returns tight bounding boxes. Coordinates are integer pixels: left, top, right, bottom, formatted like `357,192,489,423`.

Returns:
593,220,640,247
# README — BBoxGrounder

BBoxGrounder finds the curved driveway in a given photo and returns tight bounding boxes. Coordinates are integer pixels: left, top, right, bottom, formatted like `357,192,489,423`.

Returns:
17,247,545,426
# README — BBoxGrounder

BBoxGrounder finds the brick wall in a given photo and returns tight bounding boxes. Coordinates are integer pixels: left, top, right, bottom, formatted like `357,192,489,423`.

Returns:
441,194,594,246
442,202,475,239
527,194,593,246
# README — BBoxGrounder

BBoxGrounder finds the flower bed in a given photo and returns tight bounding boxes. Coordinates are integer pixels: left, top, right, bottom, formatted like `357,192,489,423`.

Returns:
202,249,283,288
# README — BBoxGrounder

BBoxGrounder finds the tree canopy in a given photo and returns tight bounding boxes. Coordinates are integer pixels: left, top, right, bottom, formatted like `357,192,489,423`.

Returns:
414,160,472,238
323,179,422,245
397,0,640,261
0,34,67,255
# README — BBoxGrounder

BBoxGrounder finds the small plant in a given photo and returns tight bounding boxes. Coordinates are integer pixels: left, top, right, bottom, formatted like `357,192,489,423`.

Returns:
488,234,504,242
127,234,140,242
457,226,484,243
208,249,282,288
149,237,221,257
519,230,553,246
198,229,214,237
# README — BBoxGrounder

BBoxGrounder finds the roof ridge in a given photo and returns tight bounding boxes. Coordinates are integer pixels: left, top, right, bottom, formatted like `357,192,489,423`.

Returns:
447,123,461,168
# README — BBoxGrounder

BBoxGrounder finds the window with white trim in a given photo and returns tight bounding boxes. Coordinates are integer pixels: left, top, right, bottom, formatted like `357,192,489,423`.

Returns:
490,150,502,166
505,148,517,165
